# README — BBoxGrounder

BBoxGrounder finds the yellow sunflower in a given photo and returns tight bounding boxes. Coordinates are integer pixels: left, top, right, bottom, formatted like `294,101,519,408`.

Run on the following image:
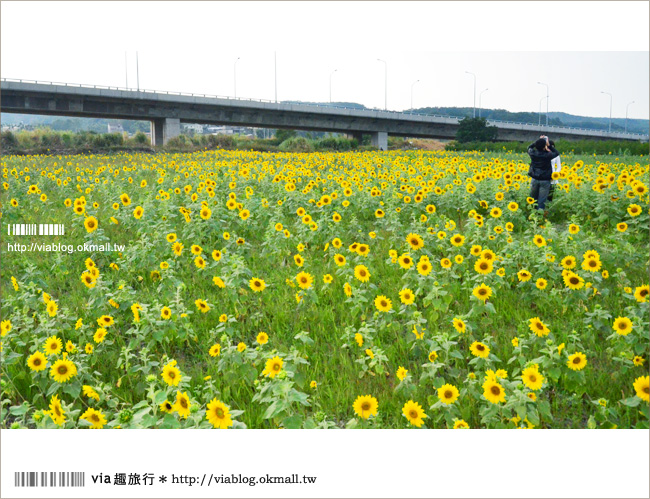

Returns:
402,400,427,427
567,352,587,371
633,376,649,402
249,277,266,292
437,384,460,405
353,394,379,419
296,271,314,290
27,351,48,372
173,391,191,419
612,316,633,336
47,394,66,426
80,408,107,429
206,399,233,429
50,359,77,383
472,283,492,302
470,341,490,358
262,356,284,378
43,335,63,356
528,317,550,337
399,288,415,305
374,295,392,312
483,379,506,404
521,365,544,391
209,343,221,357
162,362,181,386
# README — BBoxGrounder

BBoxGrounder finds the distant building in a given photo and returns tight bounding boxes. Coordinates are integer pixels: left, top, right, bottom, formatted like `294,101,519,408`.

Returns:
183,123,205,134
108,123,124,133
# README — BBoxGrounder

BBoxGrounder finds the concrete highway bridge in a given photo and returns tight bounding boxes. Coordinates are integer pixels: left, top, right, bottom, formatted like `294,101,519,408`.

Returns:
2,79,648,150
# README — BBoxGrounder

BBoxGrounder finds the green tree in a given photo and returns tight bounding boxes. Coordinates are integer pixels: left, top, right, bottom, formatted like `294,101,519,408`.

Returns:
455,117,498,143
273,129,297,145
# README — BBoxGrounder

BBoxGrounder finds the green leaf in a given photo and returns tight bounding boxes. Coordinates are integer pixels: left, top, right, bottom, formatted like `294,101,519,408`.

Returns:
160,414,181,428
620,396,641,407
9,403,30,416
587,415,597,429
548,367,561,382
283,414,303,429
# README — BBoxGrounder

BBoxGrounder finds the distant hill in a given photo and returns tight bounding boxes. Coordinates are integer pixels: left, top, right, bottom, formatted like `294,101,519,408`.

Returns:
407,107,648,135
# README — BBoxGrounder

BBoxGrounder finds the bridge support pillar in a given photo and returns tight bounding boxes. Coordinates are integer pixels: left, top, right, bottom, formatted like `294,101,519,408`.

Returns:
371,131,388,151
151,118,181,146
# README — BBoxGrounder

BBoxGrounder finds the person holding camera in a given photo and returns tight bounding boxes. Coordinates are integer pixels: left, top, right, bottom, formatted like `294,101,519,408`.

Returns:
548,139,561,201
527,135,559,213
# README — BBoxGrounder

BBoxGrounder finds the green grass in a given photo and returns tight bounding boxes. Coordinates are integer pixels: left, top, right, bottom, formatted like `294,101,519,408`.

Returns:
1,148,648,429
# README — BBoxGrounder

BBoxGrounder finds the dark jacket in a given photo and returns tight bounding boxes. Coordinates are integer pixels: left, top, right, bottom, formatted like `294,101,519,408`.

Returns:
527,143,560,181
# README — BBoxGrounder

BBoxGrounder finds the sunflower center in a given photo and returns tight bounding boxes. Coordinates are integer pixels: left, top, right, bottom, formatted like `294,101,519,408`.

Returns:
573,357,581,364
529,375,537,382
477,345,485,351
409,410,418,419
490,386,501,395
169,372,176,378
91,414,99,422
444,390,453,399
34,358,42,366
216,408,224,418
361,402,371,411
380,300,387,307
570,277,579,284
180,399,188,408
58,365,67,374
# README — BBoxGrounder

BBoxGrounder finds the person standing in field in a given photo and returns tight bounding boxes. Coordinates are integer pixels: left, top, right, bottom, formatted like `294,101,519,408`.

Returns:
527,135,559,213
548,139,561,202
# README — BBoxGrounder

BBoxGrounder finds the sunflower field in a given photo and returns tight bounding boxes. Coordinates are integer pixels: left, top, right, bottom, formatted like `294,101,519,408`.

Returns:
1,148,648,429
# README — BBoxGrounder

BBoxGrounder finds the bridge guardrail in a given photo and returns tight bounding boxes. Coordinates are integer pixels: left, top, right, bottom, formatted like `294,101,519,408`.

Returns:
1,78,648,139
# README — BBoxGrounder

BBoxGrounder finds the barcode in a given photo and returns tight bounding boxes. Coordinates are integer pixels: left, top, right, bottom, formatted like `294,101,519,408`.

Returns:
7,224,65,236
14,472,85,487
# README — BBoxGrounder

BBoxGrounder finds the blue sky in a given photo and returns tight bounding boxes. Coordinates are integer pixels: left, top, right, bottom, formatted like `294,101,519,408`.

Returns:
2,2,648,119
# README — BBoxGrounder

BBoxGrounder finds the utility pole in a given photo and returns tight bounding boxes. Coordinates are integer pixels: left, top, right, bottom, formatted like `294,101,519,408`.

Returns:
538,96,547,126
465,71,476,118
377,59,387,111
329,69,338,104
234,57,240,98
601,91,612,133
537,82,549,126
625,100,635,133
478,88,488,118
410,80,420,110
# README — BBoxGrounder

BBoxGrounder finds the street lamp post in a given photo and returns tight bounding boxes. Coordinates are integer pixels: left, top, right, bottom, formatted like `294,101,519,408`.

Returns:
329,69,338,104
465,71,476,117
377,59,387,111
538,96,547,126
625,100,635,133
234,57,240,99
601,91,612,133
537,82,549,126
478,88,488,118
410,80,420,110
